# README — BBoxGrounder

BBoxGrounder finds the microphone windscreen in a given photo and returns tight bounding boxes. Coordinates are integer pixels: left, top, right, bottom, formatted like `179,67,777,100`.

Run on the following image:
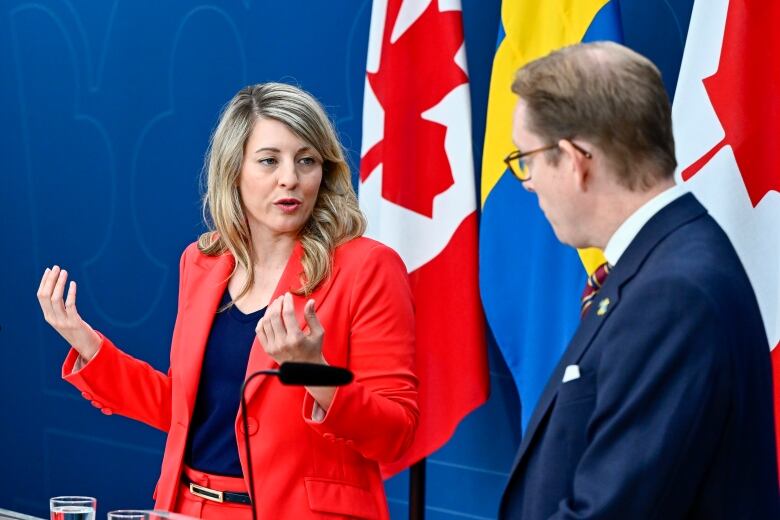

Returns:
278,362,353,386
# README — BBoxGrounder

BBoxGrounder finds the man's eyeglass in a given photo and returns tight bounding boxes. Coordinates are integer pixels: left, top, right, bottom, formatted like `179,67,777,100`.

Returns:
503,141,592,182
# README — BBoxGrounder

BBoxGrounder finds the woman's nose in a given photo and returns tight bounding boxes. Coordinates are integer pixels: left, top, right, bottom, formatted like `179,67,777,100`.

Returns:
277,159,299,187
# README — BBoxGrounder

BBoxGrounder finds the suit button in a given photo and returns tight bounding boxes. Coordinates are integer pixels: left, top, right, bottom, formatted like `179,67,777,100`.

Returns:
323,433,335,441
91,400,103,408
81,392,93,400
240,417,259,435
101,408,113,415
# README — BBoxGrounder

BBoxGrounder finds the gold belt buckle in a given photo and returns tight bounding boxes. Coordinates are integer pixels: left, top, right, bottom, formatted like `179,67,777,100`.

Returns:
189,482,225,503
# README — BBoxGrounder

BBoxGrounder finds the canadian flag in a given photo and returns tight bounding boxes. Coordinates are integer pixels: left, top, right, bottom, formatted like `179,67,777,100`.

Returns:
673,0,780,465
359,0,489,476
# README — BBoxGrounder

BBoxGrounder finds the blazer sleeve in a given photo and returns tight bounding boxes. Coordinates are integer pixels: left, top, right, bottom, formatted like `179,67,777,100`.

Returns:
550,276,732,519
62,333,173,432
59,245,195,432
302,243,419,463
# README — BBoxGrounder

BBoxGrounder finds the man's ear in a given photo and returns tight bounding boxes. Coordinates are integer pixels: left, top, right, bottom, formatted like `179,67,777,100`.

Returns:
558,139,590,191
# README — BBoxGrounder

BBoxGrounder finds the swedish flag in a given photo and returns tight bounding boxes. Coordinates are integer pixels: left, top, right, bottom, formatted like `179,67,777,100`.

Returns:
479,0,623,431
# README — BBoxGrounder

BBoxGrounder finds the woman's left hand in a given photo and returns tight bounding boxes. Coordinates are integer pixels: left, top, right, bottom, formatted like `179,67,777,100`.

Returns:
257,292,325,366
258,293,336,413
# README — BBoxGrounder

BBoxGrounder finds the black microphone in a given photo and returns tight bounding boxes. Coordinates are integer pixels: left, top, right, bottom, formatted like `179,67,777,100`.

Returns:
278,361,353,386
239,362,354,520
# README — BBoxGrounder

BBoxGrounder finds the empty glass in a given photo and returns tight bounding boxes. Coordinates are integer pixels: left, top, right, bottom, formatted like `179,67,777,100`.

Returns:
49,496,96,520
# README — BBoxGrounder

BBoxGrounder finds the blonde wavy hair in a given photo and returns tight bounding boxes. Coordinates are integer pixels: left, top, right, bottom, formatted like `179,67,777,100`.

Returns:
197,82,366,297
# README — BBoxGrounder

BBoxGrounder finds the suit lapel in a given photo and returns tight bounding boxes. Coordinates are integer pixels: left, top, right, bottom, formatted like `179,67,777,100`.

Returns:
509,193,708,473
177,250,234,420
511,284,620,470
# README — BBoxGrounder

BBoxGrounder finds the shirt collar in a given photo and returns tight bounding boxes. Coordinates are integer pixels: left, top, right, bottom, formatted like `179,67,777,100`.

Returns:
604,184,687,266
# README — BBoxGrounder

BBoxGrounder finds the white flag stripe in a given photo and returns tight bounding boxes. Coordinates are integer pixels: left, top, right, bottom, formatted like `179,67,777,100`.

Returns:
366,0,388,74
360,79,384,157
672,0,727,172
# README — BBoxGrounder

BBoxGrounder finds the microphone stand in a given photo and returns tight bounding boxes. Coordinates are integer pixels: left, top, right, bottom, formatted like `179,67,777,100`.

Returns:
240,369,279,520
239,363,353,520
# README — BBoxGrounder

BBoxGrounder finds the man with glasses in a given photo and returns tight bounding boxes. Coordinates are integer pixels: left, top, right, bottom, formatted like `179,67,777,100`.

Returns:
499,41,779,519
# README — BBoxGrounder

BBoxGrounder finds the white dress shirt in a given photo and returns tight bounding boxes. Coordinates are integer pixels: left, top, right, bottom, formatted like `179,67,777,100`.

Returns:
603,184,688,266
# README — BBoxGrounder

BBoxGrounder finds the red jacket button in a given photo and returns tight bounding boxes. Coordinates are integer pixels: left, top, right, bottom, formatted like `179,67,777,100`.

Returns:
91,401,103,408
240,417,259,435
81,392,93,400
101,408,113,415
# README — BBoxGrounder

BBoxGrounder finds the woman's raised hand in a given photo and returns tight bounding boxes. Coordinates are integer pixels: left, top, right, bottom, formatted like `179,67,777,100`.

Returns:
37,266,102,361
256,292,325,366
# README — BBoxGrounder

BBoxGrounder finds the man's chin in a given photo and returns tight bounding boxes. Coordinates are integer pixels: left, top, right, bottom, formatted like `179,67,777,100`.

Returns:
548,223,567,246
551,227,585,249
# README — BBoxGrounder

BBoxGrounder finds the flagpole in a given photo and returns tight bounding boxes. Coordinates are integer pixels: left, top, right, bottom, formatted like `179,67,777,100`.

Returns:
409,458,426,520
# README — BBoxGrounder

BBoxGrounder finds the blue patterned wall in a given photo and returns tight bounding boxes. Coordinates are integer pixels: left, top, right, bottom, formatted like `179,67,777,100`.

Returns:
0,1,692,518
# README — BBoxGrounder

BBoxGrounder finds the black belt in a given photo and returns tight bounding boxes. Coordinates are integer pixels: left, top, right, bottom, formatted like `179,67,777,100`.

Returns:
182,475,252,505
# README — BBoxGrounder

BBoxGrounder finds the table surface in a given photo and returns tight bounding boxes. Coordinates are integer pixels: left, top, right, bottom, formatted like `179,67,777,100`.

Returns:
0,508,44,520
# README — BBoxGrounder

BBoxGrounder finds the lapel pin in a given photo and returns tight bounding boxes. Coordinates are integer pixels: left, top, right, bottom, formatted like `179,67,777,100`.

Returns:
596,297,610,316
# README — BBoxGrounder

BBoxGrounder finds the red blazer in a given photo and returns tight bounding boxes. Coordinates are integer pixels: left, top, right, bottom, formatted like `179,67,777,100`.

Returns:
62,237,418,519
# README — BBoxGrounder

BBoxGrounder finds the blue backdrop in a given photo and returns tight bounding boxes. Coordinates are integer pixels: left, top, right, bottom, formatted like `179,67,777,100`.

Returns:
0,1,692,518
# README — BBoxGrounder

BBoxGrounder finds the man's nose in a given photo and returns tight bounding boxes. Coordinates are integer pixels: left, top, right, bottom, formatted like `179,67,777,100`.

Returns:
522,178,535,193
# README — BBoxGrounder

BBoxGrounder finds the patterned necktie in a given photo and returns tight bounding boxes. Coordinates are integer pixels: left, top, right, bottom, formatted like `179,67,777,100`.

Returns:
580,262,612,318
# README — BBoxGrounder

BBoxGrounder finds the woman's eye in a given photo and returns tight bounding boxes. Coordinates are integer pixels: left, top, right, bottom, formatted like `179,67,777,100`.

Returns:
298,157,316,166
258,157,277,166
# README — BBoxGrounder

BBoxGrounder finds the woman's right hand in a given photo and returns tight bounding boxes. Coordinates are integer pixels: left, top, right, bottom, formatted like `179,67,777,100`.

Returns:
37,265,102,361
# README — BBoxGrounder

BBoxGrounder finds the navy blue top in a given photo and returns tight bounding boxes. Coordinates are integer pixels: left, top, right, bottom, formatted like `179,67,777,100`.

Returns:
184,290,266,476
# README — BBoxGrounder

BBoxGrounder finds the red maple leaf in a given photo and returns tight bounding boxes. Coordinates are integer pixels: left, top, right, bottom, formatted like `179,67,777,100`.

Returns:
361,0,468,217
682,0,780,207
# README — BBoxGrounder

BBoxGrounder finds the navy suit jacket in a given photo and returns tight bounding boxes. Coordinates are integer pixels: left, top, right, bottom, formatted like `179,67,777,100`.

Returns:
500,194,779,519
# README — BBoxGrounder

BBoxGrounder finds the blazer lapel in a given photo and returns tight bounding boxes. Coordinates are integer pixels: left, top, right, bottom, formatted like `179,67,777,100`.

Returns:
510,284,620,472
176,250,234,420
242,241,342,403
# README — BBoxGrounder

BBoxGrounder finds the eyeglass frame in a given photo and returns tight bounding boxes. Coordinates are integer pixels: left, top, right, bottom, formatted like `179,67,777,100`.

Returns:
503,140,593,182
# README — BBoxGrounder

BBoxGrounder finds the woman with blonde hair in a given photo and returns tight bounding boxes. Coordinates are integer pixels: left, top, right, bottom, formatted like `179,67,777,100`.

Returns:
37,82,418,519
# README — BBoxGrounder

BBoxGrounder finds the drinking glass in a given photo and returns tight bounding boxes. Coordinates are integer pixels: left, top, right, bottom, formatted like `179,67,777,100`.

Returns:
49,496,96,520
106,513,148,520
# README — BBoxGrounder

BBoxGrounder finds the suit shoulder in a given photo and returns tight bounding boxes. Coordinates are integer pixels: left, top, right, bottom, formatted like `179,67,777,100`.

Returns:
180,240,226,269
182,241,200,258
651,216,751,297
180,241,202,264
334,237,408,273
